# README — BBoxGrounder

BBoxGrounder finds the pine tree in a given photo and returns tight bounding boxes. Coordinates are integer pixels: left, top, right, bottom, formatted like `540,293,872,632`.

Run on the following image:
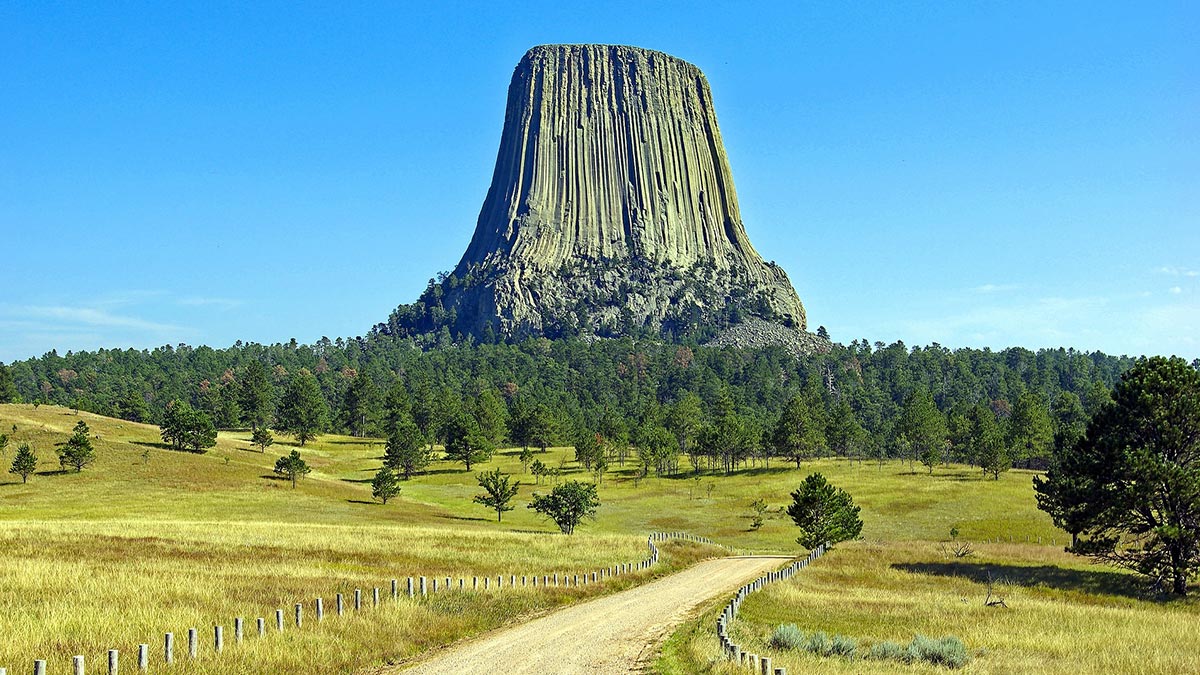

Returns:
276,369,328,446
342,372,382,437
383,416,430,479
971,403,1010,479
273,450,311,489
371,467,401,504
0,362,18,403
770,395,826,468
443,412,492,470
10,442,37,483
787,473,863,549
897,389,948,474
250,427,274,453
239,360,276,431
59,420,96,472
160,399,218,453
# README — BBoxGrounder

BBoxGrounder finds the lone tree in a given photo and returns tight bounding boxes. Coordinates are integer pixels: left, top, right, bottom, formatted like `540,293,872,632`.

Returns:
250,427,274,453
9,442,37,483
473,468,521,521
971,403,1011,480
1035,356,1200,596
275,369,329,446
770,395,826,468
160,399,218,453
58,420,96,473
787,473,863,549
382,416,431,479
371,466,401,505
528,480,600,534
273,449,312,489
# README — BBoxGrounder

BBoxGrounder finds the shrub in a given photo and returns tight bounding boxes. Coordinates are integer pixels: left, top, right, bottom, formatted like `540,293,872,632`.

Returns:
907,634,970,669
829,634,858,657
805,631,831,655
769,624,805,650
867,641,908,662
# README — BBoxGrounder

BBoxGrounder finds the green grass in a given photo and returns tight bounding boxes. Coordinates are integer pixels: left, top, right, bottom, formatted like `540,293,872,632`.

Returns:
4,403,1196,674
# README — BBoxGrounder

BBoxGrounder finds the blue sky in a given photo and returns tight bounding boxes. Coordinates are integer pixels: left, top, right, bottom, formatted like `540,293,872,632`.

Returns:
1,2,1196,362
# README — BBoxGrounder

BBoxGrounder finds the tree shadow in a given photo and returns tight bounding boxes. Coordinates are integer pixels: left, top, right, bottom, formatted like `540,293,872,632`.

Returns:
437,514,490,523
259,474,291,482
341,477,373,485
893,561,1149,600
130,440,175,451
347,499,378,505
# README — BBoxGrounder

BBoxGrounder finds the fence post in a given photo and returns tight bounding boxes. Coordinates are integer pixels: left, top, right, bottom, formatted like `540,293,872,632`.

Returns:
432,579,438,593
761,656,771,674
256,618,265,636
34,663,47,675
235,617,244,643
214,625,223,653
72,657,84,675
188,628,198,659
295,603,303,628
337,593,345,616
373,588,380,606
276,609,284,632
355,589,362,610
108,650,118,675
137,644,148,671
419,577,427,597
392,578,398,599
407,577,414,598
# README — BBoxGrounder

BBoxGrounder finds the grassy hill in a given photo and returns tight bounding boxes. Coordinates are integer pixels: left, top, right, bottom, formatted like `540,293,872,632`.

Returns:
2,403,1195,673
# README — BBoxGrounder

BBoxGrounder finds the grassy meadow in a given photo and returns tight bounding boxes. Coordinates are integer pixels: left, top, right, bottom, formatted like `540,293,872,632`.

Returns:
3,402,1197,673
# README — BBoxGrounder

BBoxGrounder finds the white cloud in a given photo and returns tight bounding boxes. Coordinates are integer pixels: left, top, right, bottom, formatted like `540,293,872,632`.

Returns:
1170,286,1183,295
971,283,1020,294
14,305,181,332
1156,266,1199,278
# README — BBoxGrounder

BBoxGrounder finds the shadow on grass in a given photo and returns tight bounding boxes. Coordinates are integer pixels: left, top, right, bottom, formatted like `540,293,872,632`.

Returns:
342,477,373,485
130,440,175,451
436,514,490,523
894,561,1147,600
347,499,377,505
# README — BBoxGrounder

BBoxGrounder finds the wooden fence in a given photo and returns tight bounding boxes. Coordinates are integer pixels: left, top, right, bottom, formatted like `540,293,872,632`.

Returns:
715,542,828,675
8,532,714,673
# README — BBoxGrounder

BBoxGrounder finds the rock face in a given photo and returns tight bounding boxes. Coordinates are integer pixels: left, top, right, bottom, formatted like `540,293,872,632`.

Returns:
387,44,809,343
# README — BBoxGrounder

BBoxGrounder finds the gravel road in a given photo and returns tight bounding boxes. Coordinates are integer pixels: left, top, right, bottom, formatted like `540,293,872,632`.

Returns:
390,555,791,674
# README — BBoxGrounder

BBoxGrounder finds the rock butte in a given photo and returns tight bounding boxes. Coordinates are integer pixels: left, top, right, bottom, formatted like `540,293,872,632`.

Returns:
397,44,810,343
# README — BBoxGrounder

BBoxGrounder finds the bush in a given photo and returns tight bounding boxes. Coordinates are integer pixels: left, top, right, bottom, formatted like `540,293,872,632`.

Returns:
867,641,908,662
769,624,805,650
829,634,858,657
805,631,831,655
907,635,970,669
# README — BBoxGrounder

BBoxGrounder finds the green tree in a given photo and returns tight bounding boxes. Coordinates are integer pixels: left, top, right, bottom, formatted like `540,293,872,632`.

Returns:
10,442,37,483
770,395,826,468
250,427,274,453
971,403,1010,479
383,416,431,479
341,372,382,437
1050,391,1088,454
59,420,96,472
443,412,492,470
0,362,18,403
473,467,522,521
115,390,151,423
371,466,401,504
528,480,600,534
239,360,276,431
573,429,603,470
519,445,534,473
1009,391,1054,468
787,473,863,549
0,433,7,458
273,449,311,489
473,387,510,447
1035,357,1200,595
666,393,705,472
530,458,547,484
160,399,218,453
826,399,867,460
897,389,948,474
749,498,768,530
276,369,328,446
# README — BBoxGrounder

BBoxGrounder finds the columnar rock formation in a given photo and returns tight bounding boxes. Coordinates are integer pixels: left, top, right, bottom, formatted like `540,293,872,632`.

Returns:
386,44,811,344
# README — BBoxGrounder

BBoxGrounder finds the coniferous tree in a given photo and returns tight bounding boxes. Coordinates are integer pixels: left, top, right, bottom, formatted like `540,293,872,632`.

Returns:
1008,391,1055,469
971,403,1010,479
239,360,276,431
383,416,431,479
443,412,492,470
897,389,948,474
770,395,826,468
371,467,401,504
787,473,863,549
276,369,328,446
528,480,600,534
473,387,509,447
10,442,37,483
59,420,95,472
160,399,218,453
342,372,382,437
273,449,311,488
250,427,274,453
0,362,18,403
1035,357,1200,595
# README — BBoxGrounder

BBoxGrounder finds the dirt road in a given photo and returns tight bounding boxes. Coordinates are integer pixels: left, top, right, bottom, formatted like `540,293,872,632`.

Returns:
391,555,790,674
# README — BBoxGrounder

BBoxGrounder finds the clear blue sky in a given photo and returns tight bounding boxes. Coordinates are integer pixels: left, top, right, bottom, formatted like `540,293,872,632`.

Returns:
2,2,1196,363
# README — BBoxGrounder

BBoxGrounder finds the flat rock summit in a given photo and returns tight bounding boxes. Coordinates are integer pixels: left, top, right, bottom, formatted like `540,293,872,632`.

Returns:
384,44,820,350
